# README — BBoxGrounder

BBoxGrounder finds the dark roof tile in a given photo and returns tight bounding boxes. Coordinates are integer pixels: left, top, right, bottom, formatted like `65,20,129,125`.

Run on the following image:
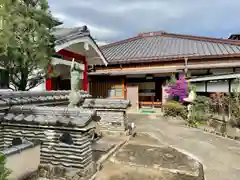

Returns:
101,31,240,64
53,26,90,46
0,90,90,109
82,98,130,109
1,106,96,128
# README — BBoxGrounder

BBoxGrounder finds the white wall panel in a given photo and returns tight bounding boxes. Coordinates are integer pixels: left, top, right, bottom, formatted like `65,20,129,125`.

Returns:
207,81,228,92
192,82,205,92
30,82,45,91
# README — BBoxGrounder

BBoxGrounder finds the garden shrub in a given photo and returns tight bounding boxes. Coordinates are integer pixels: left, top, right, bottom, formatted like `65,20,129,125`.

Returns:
0,154,11,180
163,100,187,119
185,95,212,127
191,95,212,122
228,90,240,128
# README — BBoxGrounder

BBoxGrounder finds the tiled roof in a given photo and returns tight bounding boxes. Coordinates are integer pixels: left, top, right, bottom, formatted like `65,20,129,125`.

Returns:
82,98,130,109
1,106,96,128
0,91,69,109
53,26,90,46
0,90,90,109
101,31,240,64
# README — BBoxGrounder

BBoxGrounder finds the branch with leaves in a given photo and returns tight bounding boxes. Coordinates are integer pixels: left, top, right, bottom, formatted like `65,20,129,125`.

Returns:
0,0,58,90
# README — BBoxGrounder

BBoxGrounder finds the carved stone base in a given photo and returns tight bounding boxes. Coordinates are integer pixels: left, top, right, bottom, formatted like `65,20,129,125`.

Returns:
68,91,83,108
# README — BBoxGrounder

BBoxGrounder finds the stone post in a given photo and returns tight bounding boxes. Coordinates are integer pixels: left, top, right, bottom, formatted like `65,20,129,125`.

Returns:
69,58,84,108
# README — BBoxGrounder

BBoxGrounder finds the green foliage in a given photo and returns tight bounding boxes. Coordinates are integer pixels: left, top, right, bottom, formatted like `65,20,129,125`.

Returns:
229,94,240,127
0,154,11,180
227,80,240,127
166,74,177,85
189,84,196,93
188,95,212,126
0,0,58,90
163,100,187,119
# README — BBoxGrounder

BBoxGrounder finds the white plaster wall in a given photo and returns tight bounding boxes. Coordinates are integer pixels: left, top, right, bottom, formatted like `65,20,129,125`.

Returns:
6,145,41,180
30,81,46,91
192,82,205,92
207,81,229,92
193,80,240,93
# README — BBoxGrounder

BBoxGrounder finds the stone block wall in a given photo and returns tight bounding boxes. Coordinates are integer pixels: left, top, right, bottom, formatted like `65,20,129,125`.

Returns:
0,106,97,177
82,98,130,133
96,110,127,132
3,125,93,170
0,124,4,151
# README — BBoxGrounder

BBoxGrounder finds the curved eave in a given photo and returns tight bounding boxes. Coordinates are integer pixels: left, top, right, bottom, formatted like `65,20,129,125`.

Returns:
54,35,108,66
89,35,108,66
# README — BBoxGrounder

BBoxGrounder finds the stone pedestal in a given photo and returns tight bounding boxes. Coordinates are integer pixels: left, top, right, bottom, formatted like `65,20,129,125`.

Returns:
82,99,130,134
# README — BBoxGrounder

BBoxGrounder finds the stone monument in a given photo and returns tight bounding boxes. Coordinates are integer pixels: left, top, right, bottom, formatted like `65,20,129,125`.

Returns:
183,86,197,120
68,58,84,108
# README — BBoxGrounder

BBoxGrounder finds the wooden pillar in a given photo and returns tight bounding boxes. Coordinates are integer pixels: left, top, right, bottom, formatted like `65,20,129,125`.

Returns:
205,81,208,93
184,57,189,77
83,58,88,91
46,64,53,91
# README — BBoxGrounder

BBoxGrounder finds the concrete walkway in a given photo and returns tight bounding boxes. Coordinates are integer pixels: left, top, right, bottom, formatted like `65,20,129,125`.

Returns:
128,114,240,180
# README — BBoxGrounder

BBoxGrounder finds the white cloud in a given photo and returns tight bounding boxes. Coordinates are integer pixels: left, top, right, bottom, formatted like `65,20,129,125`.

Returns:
52,13,67,22
48,0,240,41
74,22,119,40
51,11,119,41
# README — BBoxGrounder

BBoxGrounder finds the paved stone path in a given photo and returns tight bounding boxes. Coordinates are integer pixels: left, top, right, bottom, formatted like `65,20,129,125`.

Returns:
128,114,240,180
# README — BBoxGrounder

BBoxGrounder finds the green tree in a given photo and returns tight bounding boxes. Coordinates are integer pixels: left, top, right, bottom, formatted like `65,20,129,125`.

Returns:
0,154,11,180
0,0,59,90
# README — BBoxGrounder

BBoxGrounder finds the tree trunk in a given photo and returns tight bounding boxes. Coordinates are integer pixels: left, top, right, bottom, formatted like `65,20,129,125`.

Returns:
18,68,28,91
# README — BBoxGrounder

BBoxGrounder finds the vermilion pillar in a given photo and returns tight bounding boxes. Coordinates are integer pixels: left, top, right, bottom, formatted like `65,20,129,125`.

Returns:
83,58,88,91
46,64,53,91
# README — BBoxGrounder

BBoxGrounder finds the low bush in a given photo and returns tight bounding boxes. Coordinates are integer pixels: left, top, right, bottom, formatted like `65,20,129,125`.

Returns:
0,154,11,180
163,100,187,119
191,96,212,121
186,95,212,127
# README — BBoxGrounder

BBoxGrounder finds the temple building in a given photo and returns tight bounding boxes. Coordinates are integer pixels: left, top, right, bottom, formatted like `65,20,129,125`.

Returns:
2,26,240,109
88,31,240,108
32,26,107,91
0,26,107,91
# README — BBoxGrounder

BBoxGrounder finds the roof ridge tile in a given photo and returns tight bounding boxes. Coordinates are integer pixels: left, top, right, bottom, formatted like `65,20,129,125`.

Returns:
163,33,240,46
100,36,141,49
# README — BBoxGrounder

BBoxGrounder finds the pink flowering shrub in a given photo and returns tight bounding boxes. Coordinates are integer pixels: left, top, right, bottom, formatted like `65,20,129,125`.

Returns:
165,74,188,102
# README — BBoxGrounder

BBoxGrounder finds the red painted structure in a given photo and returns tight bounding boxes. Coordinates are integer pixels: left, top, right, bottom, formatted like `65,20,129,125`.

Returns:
45,49,88,91
46,64,53,91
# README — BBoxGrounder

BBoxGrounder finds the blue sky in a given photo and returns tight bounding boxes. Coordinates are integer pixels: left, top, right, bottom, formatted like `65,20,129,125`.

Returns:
48,0,240,45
